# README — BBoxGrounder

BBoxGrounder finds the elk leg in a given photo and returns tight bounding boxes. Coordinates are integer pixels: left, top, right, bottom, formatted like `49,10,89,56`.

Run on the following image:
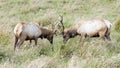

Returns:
106,35,111,41
78,33,86,46
81,33,86,41
29,40,32,47
105,33,111,41
34,38,38,46
16,34,26,49
99,31,105,40
30,40,32,45
17,39,25,49
14,36,18,50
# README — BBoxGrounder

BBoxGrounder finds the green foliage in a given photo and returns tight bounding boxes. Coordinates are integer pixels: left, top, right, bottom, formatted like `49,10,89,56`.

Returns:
114,18,120,32
0,52,6,62
0,34,10,45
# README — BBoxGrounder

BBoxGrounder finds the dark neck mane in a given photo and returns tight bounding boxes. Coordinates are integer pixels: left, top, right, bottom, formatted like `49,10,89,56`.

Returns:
40,28,53,38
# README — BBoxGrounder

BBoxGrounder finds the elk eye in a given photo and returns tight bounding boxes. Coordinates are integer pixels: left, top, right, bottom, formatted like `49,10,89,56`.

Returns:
72,34,75,36
63,35,66,38
63,36,65,38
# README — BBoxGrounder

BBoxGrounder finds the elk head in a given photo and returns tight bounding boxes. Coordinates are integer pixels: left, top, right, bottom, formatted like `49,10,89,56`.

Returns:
59,16,78,44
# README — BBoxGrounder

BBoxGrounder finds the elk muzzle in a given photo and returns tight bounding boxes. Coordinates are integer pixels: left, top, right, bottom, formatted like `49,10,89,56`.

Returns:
47,35,53,44
63,36,69,44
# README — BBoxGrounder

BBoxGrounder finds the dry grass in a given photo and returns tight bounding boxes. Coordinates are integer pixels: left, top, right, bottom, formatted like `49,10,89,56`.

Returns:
0,0,120,68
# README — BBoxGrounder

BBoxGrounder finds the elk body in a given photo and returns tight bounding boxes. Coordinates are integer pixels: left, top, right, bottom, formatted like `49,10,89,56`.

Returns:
61,19,112,43
14,22,54,50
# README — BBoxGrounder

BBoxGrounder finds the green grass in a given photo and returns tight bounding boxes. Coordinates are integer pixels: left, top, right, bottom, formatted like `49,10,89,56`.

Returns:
0,0,120,68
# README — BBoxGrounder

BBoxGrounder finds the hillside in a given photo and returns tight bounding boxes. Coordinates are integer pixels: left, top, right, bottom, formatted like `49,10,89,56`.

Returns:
0,0,120,68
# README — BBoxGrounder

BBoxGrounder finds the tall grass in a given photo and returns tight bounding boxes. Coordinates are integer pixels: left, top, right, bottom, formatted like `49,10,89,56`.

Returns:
0,0,120,68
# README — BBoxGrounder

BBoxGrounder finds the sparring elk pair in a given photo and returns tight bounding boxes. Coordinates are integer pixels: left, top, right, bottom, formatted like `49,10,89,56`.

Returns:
14,17,112,50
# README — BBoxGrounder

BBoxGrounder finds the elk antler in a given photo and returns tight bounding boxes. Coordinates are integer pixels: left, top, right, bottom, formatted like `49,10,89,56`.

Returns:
51,23,57,36
59,15,64,35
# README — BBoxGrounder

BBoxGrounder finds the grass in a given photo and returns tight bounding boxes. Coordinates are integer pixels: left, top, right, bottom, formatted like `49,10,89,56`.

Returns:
0,0,120,68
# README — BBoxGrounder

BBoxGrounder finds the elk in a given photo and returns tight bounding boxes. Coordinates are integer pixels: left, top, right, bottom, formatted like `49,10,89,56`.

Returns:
14,22,55,50
60,17,112,44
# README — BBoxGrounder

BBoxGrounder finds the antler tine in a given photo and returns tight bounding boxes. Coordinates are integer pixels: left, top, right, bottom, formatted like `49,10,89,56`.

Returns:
59,15,64,35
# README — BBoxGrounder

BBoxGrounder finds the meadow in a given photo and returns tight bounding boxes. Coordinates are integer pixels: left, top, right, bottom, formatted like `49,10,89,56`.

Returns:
0,0,120,68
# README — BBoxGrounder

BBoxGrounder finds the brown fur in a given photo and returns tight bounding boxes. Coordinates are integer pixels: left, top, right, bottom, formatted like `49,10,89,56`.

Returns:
63,27,78,43
40,28,54,44
14,22,24,38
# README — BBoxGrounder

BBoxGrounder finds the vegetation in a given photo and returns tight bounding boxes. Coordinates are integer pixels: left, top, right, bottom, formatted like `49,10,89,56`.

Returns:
0,0,120,68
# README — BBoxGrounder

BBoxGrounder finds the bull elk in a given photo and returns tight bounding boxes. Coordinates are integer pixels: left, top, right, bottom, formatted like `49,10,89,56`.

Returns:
14,22,55,50
60,17,112,44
